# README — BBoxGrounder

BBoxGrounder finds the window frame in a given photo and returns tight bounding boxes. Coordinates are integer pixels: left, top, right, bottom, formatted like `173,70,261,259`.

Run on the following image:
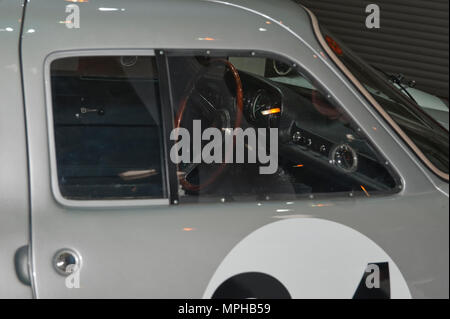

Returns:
44,48,403,208
44,50,173,208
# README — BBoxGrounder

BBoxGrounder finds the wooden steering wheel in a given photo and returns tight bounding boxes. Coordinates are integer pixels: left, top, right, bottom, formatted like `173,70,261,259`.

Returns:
174,59,244,192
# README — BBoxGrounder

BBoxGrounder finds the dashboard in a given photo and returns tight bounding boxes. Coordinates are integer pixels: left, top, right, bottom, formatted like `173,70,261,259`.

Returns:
237,70,396,192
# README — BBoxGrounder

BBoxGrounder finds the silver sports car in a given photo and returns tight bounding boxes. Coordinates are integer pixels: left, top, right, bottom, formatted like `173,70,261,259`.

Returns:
0,0,448,299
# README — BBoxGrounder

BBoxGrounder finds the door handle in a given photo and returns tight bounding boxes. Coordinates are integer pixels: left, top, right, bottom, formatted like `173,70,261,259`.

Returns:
14,245,31,286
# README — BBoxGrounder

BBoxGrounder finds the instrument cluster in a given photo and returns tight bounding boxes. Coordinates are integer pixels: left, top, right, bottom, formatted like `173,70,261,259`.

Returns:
290,125,359,173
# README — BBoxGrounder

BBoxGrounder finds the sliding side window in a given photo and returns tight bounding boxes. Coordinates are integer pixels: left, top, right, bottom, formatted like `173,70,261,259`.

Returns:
50,56,166,200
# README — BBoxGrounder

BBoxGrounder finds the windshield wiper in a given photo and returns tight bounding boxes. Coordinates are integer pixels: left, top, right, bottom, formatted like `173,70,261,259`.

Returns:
371,66,418,105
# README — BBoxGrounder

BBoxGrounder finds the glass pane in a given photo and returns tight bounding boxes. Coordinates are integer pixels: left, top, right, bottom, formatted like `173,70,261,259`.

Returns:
320,28,449,175
167,54,397,203
50,56,166,200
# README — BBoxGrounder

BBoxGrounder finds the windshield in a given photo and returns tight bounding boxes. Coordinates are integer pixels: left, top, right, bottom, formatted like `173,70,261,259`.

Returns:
320,27,449,177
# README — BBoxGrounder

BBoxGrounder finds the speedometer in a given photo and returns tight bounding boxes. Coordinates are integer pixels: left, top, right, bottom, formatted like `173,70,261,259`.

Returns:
330,144,359,173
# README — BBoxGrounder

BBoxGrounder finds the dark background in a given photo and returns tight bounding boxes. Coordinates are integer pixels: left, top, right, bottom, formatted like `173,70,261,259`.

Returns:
296,0,449,100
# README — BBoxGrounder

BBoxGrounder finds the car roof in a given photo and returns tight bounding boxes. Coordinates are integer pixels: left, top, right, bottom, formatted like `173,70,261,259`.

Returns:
22,0,319,53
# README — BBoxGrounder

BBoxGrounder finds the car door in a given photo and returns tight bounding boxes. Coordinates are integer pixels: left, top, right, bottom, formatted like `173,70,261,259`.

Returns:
21,0,448,298
0,0,32,299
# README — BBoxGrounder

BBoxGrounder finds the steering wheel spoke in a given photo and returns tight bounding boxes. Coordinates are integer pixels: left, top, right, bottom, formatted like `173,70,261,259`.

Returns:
190,92,218,123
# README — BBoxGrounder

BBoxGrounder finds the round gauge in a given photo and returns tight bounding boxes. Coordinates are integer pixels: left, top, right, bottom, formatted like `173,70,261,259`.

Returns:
273,60,292,76
330,144,358,173
250,90,281,128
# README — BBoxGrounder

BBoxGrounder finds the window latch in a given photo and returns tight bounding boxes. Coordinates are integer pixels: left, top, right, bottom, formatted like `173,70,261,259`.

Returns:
79,107,105,116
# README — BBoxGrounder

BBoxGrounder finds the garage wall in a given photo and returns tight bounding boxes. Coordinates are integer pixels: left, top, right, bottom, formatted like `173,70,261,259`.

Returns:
296,0,449,99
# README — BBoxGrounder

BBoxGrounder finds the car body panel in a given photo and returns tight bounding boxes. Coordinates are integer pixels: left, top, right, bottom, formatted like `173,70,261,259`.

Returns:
5,0,448,298
0,0,32,299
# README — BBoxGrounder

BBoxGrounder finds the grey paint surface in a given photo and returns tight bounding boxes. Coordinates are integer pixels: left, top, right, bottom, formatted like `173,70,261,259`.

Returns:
297,0,449,100
0,0,32,299
1,0,447,298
